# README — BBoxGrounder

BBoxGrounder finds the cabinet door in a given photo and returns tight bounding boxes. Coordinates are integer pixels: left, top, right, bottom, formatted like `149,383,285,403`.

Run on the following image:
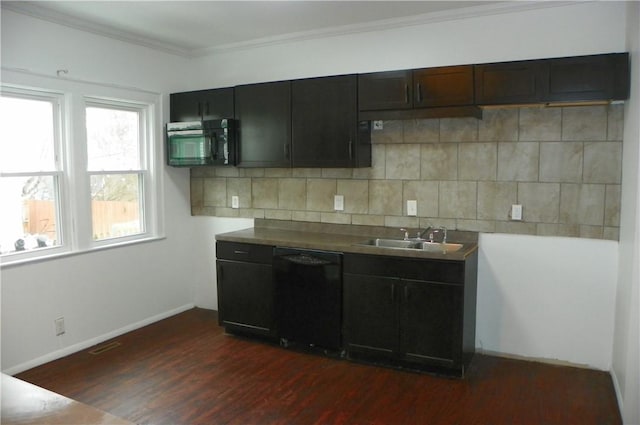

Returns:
235,81,291,167
291,75,358,167
170,88,234,122
413,66,474,108
544,53,630,102
343,273,398,357
358,70,412,111
217,260,275,337
475,61,543,105
401,279,463,366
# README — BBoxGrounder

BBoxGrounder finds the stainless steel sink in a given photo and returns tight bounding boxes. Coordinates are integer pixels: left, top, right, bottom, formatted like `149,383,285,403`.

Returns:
356,238,464,254
359,238,420,249
419,242,463,253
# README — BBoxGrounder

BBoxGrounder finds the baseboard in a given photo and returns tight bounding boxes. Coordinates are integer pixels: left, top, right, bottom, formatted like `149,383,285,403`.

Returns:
610,368,624,418
476,348,598,370
2,303,195,376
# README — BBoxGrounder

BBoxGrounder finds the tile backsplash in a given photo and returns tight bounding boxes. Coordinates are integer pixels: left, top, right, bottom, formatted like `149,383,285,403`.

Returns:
191,104,623,240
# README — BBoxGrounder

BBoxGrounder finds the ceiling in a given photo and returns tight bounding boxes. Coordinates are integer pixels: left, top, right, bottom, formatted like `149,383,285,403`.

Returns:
0,0,536,58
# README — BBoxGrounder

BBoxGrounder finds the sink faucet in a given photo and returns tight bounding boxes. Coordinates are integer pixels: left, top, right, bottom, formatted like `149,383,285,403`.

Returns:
419,225,447,243
418,226,433,241
400,228,409,240
432,226,447,243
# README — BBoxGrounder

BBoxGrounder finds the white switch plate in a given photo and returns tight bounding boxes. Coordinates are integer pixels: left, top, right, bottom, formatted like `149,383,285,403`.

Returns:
55,317,65,336
373,120,384,130
407,200,417,216
334,195,344,211
511,204,523,221
231,195,239,209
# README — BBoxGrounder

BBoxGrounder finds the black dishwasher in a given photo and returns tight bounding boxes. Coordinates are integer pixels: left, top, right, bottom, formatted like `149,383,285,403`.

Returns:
273,247,343,351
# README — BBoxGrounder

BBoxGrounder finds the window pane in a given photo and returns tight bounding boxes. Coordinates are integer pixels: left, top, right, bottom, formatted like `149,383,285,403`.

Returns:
90,174,143,240
0,96,56,172
0,176,60,254
86,107,140,171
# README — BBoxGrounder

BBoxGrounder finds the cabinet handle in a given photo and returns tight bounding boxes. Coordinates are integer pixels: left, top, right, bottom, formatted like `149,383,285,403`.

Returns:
233,250,249,255
284,143,290,160
348,140,353,160
390,283,395,302
404,84,409,104
416,83,422,103
205,102,210,116
217,264,223,280
404,285,409,301
197,102,202,117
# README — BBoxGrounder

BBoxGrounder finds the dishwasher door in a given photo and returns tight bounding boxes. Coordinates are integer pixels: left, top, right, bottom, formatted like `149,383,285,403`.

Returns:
273,247,343,351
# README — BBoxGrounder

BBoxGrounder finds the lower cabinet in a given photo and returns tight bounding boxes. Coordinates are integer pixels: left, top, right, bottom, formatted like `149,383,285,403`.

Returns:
216,241,276,338
343,252,477,376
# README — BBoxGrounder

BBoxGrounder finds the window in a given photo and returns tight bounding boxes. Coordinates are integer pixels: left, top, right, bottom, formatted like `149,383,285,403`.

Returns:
86,103,146,241
0,92,64,256
1,79,160,264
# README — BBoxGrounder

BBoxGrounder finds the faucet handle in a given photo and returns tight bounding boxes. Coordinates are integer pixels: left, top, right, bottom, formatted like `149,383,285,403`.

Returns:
399,228,409,240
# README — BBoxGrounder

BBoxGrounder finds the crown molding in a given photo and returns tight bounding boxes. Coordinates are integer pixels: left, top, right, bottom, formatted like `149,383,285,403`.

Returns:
1,1,194,58
2,1,585,59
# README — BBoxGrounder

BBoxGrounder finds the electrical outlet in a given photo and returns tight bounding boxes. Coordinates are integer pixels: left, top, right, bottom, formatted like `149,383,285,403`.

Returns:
407,200,417,216
231,195,239,209
511,204,523,221
55,317,65,336
334,195,344,211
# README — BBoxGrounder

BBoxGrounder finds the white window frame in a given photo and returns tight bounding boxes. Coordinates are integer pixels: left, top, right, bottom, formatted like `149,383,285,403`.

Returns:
84,98,152,248
0,70,163,267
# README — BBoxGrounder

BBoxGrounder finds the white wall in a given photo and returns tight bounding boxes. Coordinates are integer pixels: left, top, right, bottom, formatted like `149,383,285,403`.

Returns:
477,234,618,370
0,10,200,373
612,2,640,423
188,1,626,89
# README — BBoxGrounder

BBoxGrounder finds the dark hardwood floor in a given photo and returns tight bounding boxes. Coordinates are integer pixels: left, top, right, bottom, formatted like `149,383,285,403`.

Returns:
15,308,621,425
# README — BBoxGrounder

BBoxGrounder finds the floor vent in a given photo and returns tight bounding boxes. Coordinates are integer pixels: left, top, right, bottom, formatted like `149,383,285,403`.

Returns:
88,341,121,355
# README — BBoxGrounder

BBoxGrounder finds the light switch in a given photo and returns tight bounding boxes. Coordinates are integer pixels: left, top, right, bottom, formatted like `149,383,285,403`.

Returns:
334,195,344,211
231,195,239,209
407,200,417,216
511,204,522,221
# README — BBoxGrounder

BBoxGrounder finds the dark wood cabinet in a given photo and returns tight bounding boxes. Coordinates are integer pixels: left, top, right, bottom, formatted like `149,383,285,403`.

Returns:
358,70,413,111
216,241,276,338
475,60,543,105
292,75,371,168
342,273,398,356
343,252,477,375
359,66,479,120
235,81,291,167
402,279,462,365
170,88,234,122
544,53,630,102
475,53,629,105
413,66,474,108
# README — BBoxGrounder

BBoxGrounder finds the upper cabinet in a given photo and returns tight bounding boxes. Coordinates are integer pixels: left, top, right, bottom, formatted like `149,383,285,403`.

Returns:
292,75,370,168
235,81,291,168
169,88,234,122
359,66,480,120
358,70,413,111
474,60,543,105
413,66,475,108
544,53,630,102
475,53,629,105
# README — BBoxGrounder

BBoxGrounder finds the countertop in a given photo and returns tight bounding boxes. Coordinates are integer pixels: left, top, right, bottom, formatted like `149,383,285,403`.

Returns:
216,220,478,261
1,374,135,425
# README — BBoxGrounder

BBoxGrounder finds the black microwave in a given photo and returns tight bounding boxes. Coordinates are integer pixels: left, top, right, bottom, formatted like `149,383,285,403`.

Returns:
166,119,236,167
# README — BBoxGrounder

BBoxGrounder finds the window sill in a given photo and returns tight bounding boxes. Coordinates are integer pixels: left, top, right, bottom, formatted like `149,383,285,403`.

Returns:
0,235,167,269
